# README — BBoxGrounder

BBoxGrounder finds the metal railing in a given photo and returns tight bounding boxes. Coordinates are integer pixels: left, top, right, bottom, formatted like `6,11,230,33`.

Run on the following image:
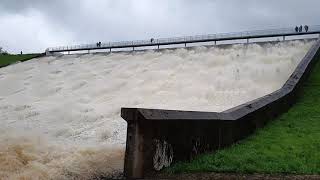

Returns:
47,25,320,53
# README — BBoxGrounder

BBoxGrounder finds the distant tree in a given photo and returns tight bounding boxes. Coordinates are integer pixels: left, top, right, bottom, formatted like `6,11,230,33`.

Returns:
0,47,9,55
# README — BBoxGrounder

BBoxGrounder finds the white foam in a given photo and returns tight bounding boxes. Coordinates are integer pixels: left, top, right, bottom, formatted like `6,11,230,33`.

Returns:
0,40,314,179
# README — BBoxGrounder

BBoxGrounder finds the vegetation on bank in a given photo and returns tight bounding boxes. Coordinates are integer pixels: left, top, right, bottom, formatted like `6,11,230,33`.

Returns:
167,56,320,175
0,54,40,67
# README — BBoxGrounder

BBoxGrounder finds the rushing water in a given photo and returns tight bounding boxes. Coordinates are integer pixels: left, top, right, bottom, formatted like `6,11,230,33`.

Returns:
0,40,314,179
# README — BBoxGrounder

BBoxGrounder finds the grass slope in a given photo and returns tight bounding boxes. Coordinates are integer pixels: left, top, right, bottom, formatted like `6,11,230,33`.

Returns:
0,54,40,67
167,56,320,175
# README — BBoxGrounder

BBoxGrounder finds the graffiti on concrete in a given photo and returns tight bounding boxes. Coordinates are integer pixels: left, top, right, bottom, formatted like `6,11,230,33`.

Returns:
153,139,173,171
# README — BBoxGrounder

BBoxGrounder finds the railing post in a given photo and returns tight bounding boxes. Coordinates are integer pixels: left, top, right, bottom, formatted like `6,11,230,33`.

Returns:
247,38,249,43
158,45,160,49
283,36,285,41
185,43,187,47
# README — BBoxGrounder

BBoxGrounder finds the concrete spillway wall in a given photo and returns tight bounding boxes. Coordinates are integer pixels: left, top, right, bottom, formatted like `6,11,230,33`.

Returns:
121,38,320,178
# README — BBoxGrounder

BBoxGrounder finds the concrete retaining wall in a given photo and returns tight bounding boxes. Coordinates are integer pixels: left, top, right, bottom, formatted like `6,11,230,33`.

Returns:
121,38,320,178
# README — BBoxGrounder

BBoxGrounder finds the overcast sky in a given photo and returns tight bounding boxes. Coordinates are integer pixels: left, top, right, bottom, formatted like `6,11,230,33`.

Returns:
0,0,319,53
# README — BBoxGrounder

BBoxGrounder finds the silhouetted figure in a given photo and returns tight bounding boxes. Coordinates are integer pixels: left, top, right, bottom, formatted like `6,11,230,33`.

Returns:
304,25,309,32
96,42,99,47
99,42,101,47
295,26,299,33
150,38,154,43
299,25,303,32
20,51,23,55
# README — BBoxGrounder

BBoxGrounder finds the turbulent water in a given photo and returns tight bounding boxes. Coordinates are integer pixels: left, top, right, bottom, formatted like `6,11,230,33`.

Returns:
0,40,314,179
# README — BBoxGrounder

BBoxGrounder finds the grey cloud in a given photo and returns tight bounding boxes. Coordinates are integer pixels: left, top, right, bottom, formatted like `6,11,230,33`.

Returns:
0,0,319,53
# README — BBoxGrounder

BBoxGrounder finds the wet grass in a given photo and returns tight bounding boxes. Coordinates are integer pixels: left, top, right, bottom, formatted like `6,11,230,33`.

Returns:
167,56,320,175
0,54,40,67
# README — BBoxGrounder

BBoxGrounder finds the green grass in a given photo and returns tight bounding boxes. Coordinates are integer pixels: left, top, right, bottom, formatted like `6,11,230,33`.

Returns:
0,54,40,67
167,56,320,175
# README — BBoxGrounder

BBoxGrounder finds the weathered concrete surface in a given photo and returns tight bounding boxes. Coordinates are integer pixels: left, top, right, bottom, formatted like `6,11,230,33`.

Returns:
121,38,320,179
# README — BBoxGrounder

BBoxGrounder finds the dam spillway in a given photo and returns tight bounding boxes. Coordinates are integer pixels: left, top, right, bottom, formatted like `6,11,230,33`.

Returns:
0,39,315,179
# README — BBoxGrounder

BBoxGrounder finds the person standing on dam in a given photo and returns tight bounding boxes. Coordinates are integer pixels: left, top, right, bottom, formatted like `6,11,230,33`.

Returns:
299,25,303,32
305,25,309,32
295,26,299,33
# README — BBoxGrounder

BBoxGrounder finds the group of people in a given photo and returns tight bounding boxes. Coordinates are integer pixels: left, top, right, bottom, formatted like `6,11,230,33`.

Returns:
96,41,102,47
295,25,309,33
